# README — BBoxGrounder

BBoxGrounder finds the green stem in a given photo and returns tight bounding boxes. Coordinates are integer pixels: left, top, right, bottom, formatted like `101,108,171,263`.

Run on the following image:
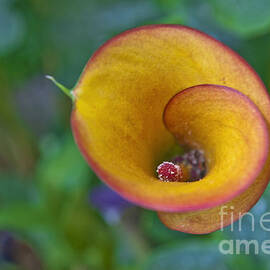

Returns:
46,75,75,101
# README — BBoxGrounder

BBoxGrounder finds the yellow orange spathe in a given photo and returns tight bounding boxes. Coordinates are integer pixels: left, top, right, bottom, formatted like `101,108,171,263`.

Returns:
71,25,270,233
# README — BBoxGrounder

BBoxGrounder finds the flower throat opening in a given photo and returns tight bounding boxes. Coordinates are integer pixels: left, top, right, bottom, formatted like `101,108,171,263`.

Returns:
156,149,206,182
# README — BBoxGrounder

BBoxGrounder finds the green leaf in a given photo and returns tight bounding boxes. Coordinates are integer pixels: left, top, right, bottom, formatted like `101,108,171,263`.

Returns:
209,0,270,37
0,203,49,231
140,210,187,245
0,174,38,206
143,242,227,270
37,134,91,192
36,134,95,216
0,264,22,270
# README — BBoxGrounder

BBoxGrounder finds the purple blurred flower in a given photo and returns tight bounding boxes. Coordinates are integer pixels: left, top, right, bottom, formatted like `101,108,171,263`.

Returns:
0,231,14,262
90,185,132,224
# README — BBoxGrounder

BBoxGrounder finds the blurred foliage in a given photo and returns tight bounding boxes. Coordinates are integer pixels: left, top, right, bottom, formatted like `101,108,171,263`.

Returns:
209,0,270,37
1,0,270,269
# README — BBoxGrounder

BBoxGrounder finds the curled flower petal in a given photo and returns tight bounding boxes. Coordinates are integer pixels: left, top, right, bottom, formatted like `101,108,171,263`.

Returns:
158,84,270,233
70,25,270,233
159,84,269,210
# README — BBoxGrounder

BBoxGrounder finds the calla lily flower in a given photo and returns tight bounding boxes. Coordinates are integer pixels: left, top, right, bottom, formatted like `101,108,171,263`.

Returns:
49,25,270,234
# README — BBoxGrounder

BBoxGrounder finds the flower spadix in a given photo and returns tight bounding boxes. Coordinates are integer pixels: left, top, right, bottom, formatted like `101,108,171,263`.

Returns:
52,25,270,234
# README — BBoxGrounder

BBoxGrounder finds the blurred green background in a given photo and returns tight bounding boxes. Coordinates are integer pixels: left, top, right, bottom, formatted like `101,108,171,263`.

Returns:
1,0,270,269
